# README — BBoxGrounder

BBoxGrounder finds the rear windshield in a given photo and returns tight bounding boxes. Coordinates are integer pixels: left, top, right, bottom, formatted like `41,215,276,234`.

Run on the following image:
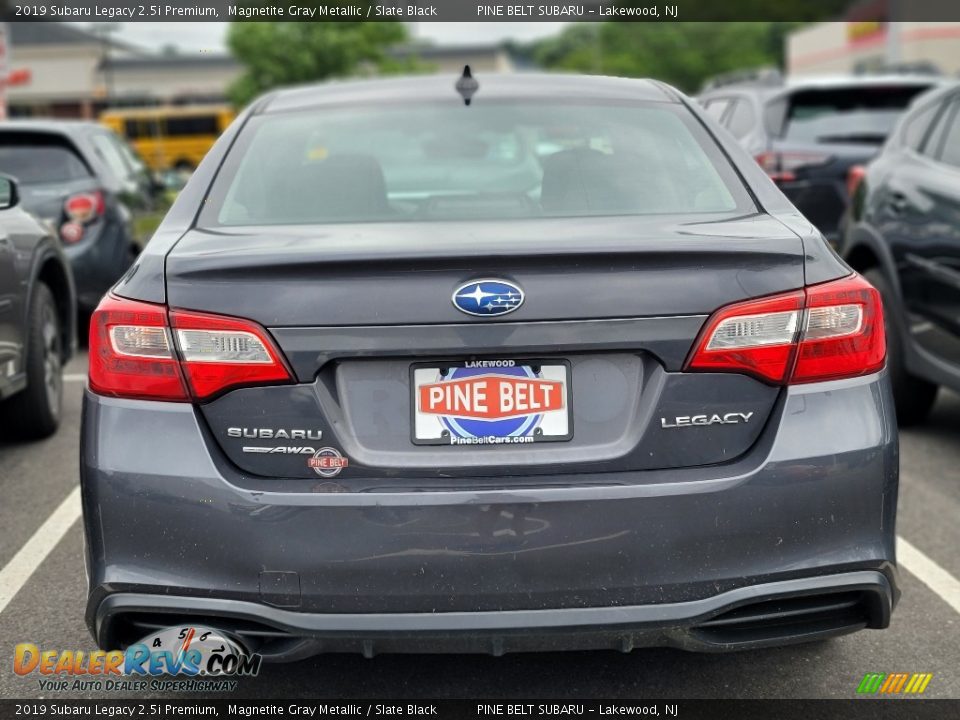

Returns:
201,101,751,226
779,85,931,145
0,133,91,184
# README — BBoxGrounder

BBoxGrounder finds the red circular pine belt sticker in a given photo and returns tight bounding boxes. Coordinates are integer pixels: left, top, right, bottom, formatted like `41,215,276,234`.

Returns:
308,447,349,477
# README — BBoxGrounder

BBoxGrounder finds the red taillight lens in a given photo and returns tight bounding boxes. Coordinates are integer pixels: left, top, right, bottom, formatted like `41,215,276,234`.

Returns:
686,273,885,385
60,190,105,244
64,190,105,224
170,309,293,401
88,295,292,402
755,152,831,184
847,164,867,198
89,295,188,401
687,290,805,383
792,274,885,383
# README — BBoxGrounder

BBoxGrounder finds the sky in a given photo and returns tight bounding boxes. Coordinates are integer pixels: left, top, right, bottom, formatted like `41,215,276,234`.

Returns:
75,21,570,53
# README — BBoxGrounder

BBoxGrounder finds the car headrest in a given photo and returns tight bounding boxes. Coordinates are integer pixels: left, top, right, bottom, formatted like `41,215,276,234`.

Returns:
540,147,664,215
283,154,390,220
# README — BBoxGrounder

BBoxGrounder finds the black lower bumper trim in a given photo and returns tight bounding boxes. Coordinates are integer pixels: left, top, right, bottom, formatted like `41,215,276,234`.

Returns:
94,570,895,658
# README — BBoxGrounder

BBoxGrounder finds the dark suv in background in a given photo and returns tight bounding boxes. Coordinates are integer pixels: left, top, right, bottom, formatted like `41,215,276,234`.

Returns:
0,121,158,313
700,72,939,245
842,81,960,424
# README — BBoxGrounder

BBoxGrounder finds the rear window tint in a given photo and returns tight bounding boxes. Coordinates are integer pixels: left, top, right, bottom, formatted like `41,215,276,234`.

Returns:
902,100,942,150
922,98,957,160
202,101,751,227
0,133,91,184
703,99,731,121
780,85,932,145
727,100,756,139
938,102,960,168
91,133,135,182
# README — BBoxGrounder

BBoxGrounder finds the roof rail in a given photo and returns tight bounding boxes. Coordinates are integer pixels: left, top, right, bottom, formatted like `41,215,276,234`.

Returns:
701,67,783,93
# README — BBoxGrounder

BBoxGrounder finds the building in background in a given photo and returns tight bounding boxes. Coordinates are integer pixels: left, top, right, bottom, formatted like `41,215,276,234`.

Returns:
8,23,241,117
6,22,520,119
7,22,142,117
788,21,960,76
105,54,241,107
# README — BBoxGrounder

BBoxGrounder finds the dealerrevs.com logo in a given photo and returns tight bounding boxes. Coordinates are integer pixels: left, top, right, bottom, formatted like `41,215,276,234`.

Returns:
14,625,261,693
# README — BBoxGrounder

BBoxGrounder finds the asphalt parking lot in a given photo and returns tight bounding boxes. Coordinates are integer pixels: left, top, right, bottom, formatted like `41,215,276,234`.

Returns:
1,351,958,700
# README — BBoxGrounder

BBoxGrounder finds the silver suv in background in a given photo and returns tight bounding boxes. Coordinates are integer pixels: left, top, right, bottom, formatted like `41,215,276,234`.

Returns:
700,71,939,244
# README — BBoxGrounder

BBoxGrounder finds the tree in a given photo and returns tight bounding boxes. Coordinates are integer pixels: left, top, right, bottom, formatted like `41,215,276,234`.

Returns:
226,13,411,106
533,21,807,94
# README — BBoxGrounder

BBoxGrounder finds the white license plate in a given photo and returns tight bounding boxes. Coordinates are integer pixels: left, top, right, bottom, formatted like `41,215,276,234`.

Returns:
411,360,572,446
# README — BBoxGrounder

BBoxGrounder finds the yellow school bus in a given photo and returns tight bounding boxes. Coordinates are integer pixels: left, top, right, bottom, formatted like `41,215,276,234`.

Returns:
100,105,235,173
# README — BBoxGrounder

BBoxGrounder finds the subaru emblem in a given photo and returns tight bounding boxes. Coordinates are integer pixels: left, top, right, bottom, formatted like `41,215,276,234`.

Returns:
452,279,524,317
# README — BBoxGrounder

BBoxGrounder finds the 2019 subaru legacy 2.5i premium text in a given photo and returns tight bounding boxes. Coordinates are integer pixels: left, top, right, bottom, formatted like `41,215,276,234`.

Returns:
80,74,898,658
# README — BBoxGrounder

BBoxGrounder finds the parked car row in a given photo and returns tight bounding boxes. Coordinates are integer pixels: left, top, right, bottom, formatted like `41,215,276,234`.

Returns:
0,120,160,438
841,82,960,424
699,72,940,245
3,71,959,442
700,71,960,424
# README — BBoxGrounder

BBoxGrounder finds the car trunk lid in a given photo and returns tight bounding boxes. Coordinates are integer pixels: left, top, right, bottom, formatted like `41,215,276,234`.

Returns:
166,214,804,481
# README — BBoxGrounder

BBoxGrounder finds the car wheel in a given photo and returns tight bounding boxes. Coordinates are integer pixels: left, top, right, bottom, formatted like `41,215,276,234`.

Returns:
864,269,938,425
6,284,63,438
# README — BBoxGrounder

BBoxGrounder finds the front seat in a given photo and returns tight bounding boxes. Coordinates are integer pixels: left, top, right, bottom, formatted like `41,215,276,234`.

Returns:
540,147,671,215
281,154,390,221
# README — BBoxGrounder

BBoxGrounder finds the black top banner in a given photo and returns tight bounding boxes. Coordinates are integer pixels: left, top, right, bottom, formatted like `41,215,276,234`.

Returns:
2,0,960,23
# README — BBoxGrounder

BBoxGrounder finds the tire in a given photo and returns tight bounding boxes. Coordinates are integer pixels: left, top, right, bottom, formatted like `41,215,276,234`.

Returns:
863,269,938,425
6,283,63,439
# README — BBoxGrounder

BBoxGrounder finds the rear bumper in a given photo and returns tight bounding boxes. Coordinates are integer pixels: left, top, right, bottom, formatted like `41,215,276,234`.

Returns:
95,570,896,658
80,371,899,655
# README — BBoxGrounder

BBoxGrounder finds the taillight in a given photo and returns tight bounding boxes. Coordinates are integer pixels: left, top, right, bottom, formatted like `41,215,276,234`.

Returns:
847,164,867,198
64,190,104,223
792,274,885,383
169,309,292,400
89,295,187,401
686,273,885,385
755,152,831,183
89,295,292,402
60,190,105,244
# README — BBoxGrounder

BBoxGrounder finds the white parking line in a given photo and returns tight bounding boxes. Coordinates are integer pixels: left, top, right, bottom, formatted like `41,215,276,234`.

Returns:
63,374,86,383
897,536,960,616
0,486,81,616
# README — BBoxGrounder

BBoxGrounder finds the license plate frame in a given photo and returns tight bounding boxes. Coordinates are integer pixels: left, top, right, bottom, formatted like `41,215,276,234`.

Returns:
410,359,573,447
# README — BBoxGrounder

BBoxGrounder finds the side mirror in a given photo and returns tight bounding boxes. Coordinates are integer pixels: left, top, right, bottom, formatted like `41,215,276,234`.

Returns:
0,175,18,210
